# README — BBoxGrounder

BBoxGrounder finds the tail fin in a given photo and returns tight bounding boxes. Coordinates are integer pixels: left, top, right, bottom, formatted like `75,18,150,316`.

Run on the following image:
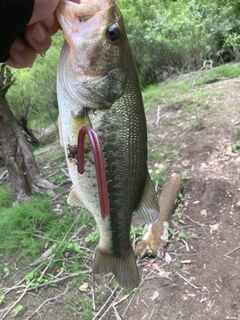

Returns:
92,246,139,289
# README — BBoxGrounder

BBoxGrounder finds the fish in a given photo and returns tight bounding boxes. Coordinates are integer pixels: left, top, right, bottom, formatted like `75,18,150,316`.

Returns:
56,0,159,289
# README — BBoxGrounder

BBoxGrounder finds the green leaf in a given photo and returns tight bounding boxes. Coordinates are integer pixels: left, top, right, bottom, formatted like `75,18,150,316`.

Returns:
0,294,5,305
13,305,23,316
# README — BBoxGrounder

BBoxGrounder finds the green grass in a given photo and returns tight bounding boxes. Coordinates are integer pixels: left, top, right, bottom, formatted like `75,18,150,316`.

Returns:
0,188,13,208
142,78,192,108
142,63,240,111
196,63,240,85
0,194,78,259
0,188,96,291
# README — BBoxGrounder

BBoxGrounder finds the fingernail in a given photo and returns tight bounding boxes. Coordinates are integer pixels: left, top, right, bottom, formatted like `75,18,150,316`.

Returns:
31,23,47,42
11,38,25,52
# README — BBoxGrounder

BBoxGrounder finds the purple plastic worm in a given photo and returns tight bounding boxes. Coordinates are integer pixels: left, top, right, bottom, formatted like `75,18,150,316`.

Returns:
77,126,110,220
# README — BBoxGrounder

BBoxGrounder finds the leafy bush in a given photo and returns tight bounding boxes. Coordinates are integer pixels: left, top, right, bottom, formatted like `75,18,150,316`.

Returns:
116,0,240,85
6,32,63,129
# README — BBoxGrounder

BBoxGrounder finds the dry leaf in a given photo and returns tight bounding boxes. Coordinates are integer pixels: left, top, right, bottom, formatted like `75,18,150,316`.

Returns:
181,159,191,167
180,260,192,264
113,294,130,307
151,291,159,301
200,209,207,216
226,146,232,156
53,204,62,213
79,283,88,292
236,200,240,207
165,252,172,264
152,264,170,278
235,157,240,164
210,223,219,233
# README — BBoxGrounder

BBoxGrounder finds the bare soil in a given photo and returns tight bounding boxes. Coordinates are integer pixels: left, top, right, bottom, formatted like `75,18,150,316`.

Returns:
1,77,240,319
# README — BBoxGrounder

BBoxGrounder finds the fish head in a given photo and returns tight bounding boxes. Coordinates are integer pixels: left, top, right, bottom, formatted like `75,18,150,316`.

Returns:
57,0,128,109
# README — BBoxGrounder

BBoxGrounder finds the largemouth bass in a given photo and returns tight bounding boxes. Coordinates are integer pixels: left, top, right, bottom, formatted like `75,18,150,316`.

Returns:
56,0,159,289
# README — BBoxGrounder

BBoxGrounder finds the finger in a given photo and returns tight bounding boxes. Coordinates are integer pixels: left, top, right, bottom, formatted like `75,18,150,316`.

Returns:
41,13,60,36
6,38,36,68
24,23,52,54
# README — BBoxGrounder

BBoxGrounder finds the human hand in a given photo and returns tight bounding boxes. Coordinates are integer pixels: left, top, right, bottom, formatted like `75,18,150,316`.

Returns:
4,0,79,68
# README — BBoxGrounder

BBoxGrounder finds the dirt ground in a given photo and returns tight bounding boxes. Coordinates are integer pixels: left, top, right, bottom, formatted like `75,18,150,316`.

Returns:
1,77,240,319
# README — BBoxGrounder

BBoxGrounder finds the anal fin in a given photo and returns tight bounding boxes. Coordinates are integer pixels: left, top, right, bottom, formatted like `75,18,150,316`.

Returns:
134,172,159,224
67,187,84,207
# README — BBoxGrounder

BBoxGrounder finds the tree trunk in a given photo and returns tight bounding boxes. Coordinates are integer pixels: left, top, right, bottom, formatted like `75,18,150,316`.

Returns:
0,64,55,202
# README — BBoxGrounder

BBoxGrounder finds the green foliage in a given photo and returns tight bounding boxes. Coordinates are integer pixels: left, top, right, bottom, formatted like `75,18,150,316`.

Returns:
6,32,63,128
3,264,10,277
0,188,13,208
116,0,240,85
178,231,190,240
84,230,100,244
232,141,240,151
66,242,84,254
178,193,185,203
0,294,5,305
13,305,23,317
25,270,54,287
130,226,145,241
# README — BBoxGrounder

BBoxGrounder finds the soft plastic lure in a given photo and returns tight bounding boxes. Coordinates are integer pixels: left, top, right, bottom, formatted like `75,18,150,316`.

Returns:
77,126,110,219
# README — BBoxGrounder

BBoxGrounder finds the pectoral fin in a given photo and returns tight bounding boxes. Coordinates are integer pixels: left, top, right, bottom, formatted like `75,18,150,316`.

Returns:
67,187,84,207
134,172,160,224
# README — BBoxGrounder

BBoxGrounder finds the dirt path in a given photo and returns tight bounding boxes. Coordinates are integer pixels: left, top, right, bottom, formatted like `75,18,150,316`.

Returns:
1,77,240,320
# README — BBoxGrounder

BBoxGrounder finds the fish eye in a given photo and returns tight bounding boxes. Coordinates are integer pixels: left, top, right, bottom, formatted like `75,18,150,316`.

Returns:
106,24,121,42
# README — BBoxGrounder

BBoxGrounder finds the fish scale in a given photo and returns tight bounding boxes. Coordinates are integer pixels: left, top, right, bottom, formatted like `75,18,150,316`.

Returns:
56,0,159,288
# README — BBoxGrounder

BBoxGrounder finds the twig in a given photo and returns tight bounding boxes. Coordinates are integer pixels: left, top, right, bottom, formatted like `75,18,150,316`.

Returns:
224,246,240,257
23,272,89,292
98,288,123,320
2,263,46,294
149,309,155,320
122,290,137,317
52,190,69,201
113,306,122,320
30,244,57,266
176,272,199,290
45,168,62,179
184,214,206,227
1,281,34,319
26,286,69,320
92,285,119,320
91,286,96,311
122,270,155,317
1,279,26,295
155,105,161,126
181,238,189,252
36,256,54,283
0,170,7,180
